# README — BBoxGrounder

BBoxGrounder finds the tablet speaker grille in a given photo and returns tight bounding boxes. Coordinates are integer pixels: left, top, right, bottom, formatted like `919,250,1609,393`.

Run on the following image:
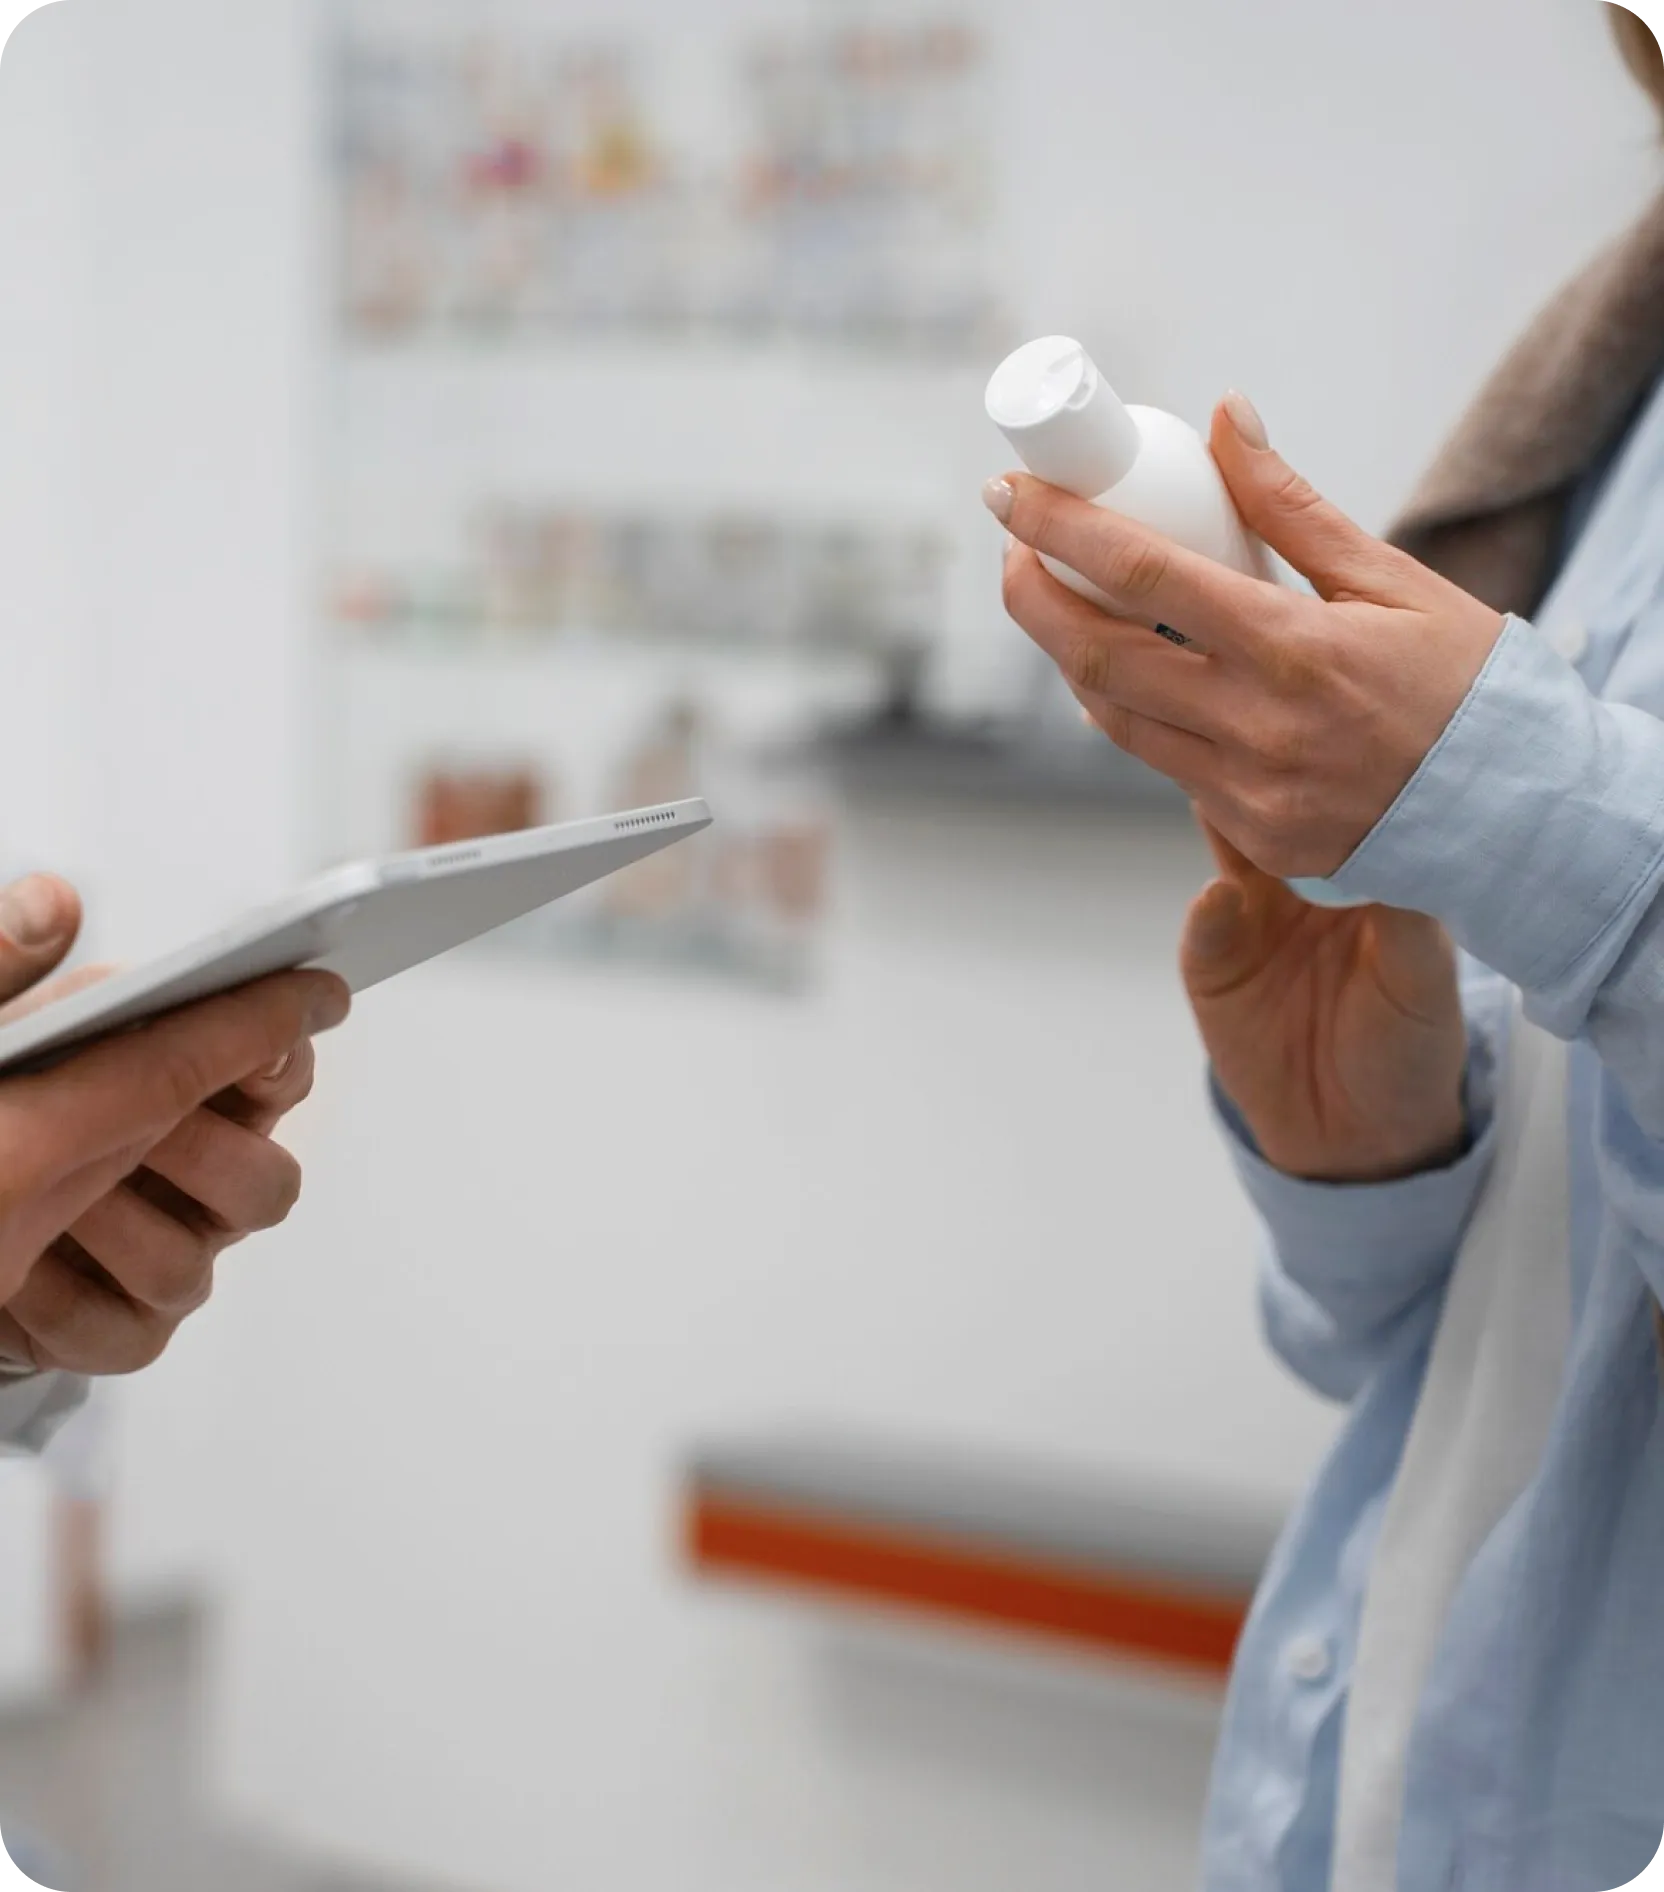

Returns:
614,809,680,834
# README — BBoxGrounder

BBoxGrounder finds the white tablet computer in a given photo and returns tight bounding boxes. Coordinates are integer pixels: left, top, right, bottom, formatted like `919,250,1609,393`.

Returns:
0,798,712,1079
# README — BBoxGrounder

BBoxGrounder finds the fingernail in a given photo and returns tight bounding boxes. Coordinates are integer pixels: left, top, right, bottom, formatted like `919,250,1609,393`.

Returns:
258,1051,297,1084
306,981,351,1034
1223,390,1270,451
0,876,69,951
982,477,1016,525
1005,533,1017,556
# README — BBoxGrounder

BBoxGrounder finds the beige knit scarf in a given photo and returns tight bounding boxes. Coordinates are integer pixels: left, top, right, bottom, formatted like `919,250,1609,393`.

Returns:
1390,190,1664,608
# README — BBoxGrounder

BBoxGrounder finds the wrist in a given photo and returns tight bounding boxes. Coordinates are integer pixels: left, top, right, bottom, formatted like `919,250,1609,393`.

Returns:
1255,1111,1471,1186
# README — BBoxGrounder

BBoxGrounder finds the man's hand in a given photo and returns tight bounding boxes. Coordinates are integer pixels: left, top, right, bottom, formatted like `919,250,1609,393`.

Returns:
0,874,349,1375
1182,825,1468,1183
986,391,1506,880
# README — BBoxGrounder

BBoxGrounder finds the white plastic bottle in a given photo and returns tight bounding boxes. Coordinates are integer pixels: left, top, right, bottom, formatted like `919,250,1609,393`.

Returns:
985,334,1360,910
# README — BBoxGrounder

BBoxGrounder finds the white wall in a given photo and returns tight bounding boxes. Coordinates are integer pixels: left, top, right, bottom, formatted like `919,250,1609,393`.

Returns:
67,0,321,1607
0,1,94,1712
205,807,1296,1892
35,0,1664,1886
0,1,92,883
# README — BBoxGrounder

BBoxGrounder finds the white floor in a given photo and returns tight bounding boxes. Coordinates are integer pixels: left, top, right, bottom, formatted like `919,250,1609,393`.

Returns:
0,1611,433,1892
0,1606,1223,1892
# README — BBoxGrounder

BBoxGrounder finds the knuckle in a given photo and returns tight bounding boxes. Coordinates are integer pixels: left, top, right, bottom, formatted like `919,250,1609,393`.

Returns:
1261,623,1325,695
1242,780,1312,872
1263,776,1307,834
148,1243,215,1318
113,1315,176,1376
160,1042,221,1122
1098,703,1136,754
14,1288,89,1368
24,1271,186,1374
1266,463,1324,519
166,1108,219,1173
1061,632,1114,698
17,1306,69,1365
1025,486,1068,550
1254,710,1309,774
175,1266,215,1321
1103,534,1171,604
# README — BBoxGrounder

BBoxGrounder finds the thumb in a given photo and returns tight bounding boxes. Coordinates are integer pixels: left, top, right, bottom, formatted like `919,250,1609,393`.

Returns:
1196,812,1311,920
1210,392,1403,603
1181,877,1258,996
0,876,81,1006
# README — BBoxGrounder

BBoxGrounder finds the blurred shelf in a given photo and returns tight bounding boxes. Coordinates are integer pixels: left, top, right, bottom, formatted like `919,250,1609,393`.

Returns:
684,1433,1282,1680
323,641,1191,814
816,718,1191,813
328,624,915,675
337,331,994,382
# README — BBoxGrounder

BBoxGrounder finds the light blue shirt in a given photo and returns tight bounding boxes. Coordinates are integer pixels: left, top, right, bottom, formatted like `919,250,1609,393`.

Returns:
1201,367,1664,1892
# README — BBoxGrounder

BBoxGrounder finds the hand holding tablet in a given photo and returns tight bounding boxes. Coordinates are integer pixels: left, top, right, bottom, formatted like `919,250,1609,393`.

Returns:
0,799,710,1375
0,907,347,1376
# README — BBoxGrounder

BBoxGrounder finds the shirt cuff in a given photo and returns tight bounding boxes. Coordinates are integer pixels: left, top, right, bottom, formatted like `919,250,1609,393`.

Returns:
1211,1072,1498,1325
0,1373,89,1458
1324,615,1664,1002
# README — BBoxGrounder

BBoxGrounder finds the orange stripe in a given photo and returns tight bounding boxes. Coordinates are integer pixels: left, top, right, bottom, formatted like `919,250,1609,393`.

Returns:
684,1491,1250,1678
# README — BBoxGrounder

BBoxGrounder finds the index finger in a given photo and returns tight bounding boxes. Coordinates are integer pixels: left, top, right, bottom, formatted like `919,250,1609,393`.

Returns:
994,473,1281,656
0,970,349,1192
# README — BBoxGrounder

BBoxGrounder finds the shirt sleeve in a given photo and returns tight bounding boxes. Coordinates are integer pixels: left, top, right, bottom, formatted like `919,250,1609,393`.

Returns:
1214,964,1506,1401
1326,613,1664,1279
0,1371,88,1457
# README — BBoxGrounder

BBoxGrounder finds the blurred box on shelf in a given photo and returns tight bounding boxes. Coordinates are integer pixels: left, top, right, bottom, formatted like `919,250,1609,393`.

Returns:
394,702,836,995
412,761,552,849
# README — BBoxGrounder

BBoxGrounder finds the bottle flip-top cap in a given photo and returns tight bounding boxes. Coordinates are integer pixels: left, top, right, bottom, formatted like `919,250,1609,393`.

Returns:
985,336,1142,501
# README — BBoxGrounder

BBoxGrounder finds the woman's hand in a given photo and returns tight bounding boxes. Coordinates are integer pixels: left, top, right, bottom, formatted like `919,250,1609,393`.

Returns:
1184,824,1468,1183
986,392,1506,880
0,874,348,1375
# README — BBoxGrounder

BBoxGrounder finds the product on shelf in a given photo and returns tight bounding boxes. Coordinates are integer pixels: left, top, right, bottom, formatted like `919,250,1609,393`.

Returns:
586,700,836,989
335,14,1001,354
412,763,552,849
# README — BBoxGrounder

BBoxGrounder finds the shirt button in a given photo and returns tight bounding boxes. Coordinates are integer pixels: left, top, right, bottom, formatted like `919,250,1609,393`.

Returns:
1284,1634,1333,1684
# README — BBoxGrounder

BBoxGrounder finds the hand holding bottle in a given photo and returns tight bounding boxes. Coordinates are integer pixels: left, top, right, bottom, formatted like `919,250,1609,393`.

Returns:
1182,821,1468,1184
984,392,1505,885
